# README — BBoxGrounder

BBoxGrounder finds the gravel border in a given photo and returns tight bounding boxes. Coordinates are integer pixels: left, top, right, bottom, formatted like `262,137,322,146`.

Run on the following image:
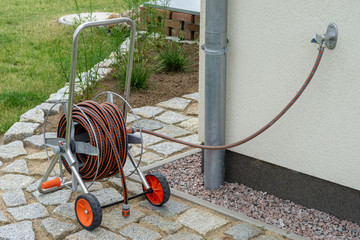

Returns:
153,152,360,239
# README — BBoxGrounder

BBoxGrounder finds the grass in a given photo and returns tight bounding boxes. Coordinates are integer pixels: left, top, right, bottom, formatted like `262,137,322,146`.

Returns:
156,41,191,72
0,0,126,134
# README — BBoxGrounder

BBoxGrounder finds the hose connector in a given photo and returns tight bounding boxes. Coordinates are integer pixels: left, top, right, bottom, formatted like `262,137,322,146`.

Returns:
122,204,130,217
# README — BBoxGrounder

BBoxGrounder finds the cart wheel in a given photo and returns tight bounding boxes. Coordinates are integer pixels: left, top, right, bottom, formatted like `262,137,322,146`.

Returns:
75,193,102,230
144,172,170,206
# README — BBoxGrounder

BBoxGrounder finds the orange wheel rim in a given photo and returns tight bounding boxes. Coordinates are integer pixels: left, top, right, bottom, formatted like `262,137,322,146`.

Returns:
76,199,93,227
145,175,164,205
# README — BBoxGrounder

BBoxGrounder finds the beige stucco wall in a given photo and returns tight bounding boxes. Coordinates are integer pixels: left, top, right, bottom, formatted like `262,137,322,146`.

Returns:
199,0,360,191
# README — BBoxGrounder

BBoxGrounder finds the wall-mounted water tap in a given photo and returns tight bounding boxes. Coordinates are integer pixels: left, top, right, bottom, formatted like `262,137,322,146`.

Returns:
311,23,338,49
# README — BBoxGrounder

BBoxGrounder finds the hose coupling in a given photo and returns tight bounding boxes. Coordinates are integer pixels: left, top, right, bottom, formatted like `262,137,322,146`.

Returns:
122,204,130,217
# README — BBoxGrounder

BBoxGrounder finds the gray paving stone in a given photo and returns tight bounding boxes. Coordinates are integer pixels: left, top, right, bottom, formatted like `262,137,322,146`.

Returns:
25,151,53,161
136,119,164,131
157,97,191,111
0,211,9,223
53,203,77,220
7,203,49,220
4,122,40,144
20,108,44,124
1,159,29,174
65,227,126,240
141,152,163,165
46,93,68,103
177,208,229,235
148,142,188,157
141,133,163,147
129,144,145,157
0,174,35,190
163,232,202,240
179,118,198,132
119,224,161,240
92,188,123,206
0,141,27,161
0,221,34,240
133,106,164,118
32,189,72,205
155,111,189,124
157,125,190,138
182,92,199,101
109,178,143,195
36,102,63,116
41,217,77,240
123,158,136,175
141,214,182,234
102,208,145,231
23,132,57,149
179,134,200,145
185,102,198,116
2,189,26,207
225,223,263,240
126,114,137,124
140,200,189,217
85,181,103,192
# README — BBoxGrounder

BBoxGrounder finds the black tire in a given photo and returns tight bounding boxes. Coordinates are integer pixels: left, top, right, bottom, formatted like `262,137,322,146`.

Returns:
144,172,170,206
75,193,102,230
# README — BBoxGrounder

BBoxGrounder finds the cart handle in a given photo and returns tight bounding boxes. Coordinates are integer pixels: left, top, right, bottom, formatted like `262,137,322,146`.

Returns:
65,18,136,152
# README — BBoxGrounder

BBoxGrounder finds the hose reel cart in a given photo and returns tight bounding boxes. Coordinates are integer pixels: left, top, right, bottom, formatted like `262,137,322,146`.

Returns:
38,18,170,230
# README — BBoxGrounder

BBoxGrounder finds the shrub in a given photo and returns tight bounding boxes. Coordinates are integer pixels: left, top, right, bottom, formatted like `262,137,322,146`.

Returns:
156,42,191,72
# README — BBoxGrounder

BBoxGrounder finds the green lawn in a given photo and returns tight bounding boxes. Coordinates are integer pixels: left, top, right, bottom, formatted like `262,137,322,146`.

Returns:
0,0,128,133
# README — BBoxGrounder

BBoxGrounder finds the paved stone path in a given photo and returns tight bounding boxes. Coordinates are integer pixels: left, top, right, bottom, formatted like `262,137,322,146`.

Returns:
0,50,300,239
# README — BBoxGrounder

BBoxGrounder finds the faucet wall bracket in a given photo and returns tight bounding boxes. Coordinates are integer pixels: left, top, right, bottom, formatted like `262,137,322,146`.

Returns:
312,23,338,50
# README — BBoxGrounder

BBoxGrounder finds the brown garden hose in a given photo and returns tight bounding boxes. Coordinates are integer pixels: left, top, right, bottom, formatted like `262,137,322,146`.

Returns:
137,46,325,150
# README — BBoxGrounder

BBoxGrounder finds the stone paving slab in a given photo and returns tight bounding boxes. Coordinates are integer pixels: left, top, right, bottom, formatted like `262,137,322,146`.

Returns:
1,159,29,174
256,232,285,240
33,189,72,206
148,142,188,157
141,152,162,165
109,178,143,195
102,208,145,231
177,208,229,235
157,125,190,138
3,122,40,144
0,141,27,161
0,221,35,240
141,214,182,234
155,111,189,125
41,217,77,240
36,102,63,116
7,203,49,221
92,188,123,206
2,189,27,207
178,117,198,132
25,151,54,161
20,108,44,124
65,227,126,240
136,119,164,131
141,132,163,147
53,203,77,221
119,224,161,240
185,102,199,116
182,92,199,101
179,134,200,144
225,222,263,240
157,97,191,111
162,231,203,240
140,200,189,218
23,132,57,149
133,106,164,118
0,174,35,190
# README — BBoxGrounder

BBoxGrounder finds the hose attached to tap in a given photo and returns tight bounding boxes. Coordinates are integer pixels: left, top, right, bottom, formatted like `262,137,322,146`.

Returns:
137,46,325,150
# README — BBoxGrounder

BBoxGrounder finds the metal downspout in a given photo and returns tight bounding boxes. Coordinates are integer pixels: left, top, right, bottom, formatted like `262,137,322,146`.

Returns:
203,0,228,189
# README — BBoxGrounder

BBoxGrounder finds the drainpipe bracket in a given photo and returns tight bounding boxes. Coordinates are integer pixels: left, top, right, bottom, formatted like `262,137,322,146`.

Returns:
201,44,227,55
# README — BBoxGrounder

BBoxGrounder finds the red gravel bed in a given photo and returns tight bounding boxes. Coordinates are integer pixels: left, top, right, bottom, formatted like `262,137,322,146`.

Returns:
155,153,360,239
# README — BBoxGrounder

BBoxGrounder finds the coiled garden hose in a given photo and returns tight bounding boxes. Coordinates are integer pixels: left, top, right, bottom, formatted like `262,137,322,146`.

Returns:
137,46,325,150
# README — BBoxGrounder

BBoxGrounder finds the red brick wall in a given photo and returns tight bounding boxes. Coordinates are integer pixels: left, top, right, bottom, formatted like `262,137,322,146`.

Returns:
140,6,200,41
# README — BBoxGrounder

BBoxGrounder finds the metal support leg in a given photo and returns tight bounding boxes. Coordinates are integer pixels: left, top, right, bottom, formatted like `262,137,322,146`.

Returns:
128,151,150,189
